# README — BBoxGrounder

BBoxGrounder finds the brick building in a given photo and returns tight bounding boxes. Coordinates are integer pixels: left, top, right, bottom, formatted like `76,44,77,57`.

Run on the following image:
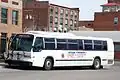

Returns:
0,0,22,54
94,12,120,31
23,0,79,32
108,0,120,3
93,2,120,31
78,21,94,29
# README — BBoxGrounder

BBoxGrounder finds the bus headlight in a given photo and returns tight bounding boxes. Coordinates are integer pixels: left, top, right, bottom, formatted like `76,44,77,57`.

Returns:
24,54,31,58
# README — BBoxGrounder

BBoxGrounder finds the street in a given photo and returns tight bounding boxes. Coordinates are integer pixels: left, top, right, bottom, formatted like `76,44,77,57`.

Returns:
0,61,120,80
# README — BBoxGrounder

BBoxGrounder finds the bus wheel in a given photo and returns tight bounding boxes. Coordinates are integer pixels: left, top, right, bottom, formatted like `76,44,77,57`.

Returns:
44,58,53,70
92,58,101,69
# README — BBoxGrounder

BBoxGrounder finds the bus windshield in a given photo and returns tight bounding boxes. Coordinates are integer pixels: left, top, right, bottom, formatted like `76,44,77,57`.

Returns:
10,34,34,52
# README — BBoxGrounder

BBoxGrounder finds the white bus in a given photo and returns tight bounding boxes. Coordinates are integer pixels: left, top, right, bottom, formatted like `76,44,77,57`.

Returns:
4,31,114,70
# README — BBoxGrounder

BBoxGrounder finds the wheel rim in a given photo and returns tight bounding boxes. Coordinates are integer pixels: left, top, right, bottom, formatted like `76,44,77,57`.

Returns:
46,60,51,68
95,60,100,68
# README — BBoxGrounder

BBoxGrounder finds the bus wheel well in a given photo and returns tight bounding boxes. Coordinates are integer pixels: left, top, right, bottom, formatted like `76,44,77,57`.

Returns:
45,56,54,65
94,56,101,62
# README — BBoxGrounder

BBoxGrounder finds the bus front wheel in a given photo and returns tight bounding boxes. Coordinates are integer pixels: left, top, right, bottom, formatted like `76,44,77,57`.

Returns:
43,58,53,70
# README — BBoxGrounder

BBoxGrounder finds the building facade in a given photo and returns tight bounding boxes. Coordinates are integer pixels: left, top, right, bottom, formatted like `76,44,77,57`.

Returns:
23,0,79,32
0,0,22,55
78,21,94,29
49,4,79,32
93,2,120,31
94,12,120,31
0,0,22,36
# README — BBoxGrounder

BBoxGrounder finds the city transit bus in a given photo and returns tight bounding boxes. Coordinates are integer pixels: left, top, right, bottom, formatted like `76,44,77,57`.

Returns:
4,31,114,70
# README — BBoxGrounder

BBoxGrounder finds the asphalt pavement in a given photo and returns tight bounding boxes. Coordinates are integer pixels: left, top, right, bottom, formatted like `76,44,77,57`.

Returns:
0,61,120,80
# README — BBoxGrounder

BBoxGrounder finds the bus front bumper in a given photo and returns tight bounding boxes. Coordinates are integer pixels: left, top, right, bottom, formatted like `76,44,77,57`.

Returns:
5,60,32,66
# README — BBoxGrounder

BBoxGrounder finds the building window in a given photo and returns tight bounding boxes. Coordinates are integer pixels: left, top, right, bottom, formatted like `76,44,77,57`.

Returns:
75,12,77,15
60,18,63,25
50,8,53,14
12,1,19,5
65,19,68,25
75,14,78,19
70,11,74,18
65,10,69,17
55,17,58,24
66,10,68,14
1,8,8,24
55,24,58,28
60,9,64,14
74,20,77,24
70,20,73,25
50,16,53,23
50,23,53,28
1,0,8,3
55,7,58,14
70,11,74,15
12,10,18,25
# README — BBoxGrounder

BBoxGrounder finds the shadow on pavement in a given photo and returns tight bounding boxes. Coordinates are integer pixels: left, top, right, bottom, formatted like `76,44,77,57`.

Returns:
0,61,116,71
1,65,108,71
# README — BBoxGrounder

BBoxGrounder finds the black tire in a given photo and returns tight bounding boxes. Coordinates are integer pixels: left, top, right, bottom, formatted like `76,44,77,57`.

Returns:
43,58,53,70
92,58,101,69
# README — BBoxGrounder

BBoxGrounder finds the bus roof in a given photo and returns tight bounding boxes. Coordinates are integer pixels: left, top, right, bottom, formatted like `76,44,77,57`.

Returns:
25,31,113,41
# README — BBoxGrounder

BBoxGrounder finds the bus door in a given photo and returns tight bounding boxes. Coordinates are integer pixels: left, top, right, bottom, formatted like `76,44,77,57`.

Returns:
32,37,44,66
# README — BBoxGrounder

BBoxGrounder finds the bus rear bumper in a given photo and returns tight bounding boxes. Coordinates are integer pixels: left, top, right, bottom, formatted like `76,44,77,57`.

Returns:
5,60,32,66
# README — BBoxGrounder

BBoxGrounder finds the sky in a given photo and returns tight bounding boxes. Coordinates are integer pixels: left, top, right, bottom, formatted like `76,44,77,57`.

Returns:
39,0,108,20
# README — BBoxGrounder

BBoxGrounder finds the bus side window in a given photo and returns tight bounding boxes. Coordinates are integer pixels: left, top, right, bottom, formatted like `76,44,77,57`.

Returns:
56,39,67,50
94,40,102,50
44,38,55,50
78,40,83,50
67,39,78,50
84,40,93,50
103,41,108,51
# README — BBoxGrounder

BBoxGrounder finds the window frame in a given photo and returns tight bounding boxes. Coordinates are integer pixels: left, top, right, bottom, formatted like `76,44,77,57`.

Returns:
12,10,18,25
1,8,8,24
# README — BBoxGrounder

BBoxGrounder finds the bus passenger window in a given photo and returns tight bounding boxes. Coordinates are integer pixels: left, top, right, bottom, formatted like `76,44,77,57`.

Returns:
44,38,55,50
103,41,107,50
57,39,67,50
67,39,78,50
93,40,102,50
84,40,93,50
84,44,93,50
79,40,83,50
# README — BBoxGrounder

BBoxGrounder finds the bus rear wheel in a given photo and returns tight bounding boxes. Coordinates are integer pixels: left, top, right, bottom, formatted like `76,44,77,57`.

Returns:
43,58,53,70
92,58,101,69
